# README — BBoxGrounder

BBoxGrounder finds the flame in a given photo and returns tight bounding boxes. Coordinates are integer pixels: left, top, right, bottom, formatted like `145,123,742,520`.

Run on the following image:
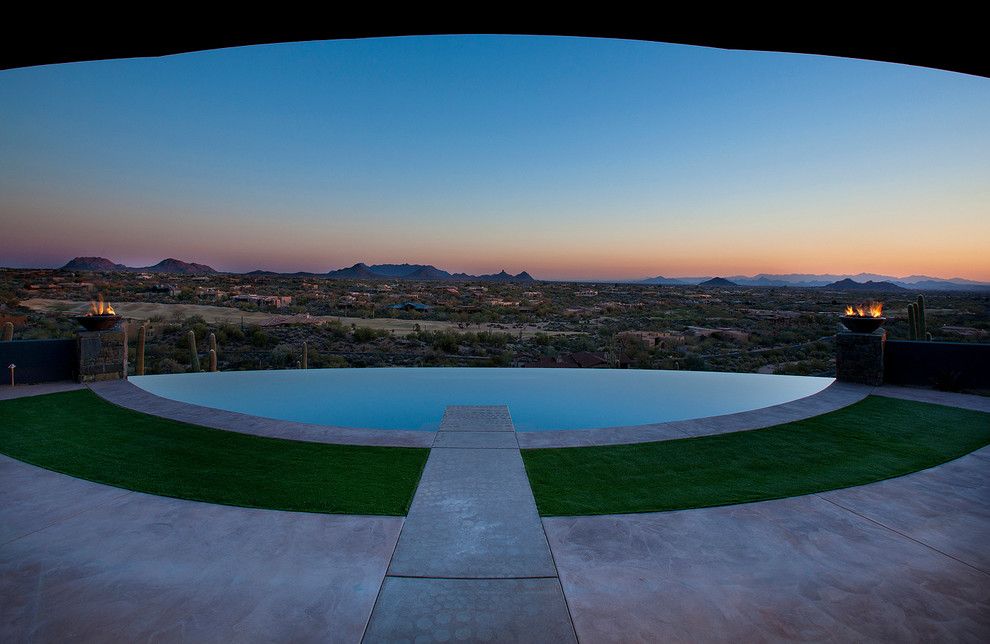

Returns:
87,294,116,316
844,301,883,318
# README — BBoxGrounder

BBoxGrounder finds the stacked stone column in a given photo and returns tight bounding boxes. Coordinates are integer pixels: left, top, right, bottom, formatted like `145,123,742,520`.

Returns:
77,324,127,382
835,327,885,386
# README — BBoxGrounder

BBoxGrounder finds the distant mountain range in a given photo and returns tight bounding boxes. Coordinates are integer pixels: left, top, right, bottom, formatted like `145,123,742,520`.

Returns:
640,272,990,291
325,263,535,282
49,257,990,289
59,257,536,282
821,278,907,292
62,257,217,275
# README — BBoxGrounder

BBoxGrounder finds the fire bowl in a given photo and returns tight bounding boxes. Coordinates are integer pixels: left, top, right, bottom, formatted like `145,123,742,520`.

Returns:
76,315,122,332
840,316,886,334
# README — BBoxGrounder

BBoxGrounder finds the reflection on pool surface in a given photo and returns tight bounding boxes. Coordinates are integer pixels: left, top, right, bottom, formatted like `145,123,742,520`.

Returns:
130,368,833,432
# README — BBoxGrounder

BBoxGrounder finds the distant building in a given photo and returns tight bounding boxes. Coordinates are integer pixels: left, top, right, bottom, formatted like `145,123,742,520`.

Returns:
195,287,226,299
524,351,609,369
686,326,750,342
616,330,686,348
389,302,431,312
232,294,292,308
148,284,180,296
26,281,93,290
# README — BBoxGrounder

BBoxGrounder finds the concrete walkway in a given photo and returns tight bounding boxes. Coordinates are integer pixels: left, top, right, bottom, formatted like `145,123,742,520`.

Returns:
545,445,990,642
0,453,402,643
364,406,576,642
3,381,989,641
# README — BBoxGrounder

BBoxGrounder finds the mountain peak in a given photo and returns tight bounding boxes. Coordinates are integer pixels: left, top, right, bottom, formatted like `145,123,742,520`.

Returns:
699,277,738,287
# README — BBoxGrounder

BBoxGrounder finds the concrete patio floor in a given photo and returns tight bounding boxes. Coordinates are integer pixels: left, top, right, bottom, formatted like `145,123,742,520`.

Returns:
1,382,988,642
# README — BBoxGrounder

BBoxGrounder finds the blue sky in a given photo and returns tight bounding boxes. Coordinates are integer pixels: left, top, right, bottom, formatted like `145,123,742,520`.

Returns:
1,35,988,279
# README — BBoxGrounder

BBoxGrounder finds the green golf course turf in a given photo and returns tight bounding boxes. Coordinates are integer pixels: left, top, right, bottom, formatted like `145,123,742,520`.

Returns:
521,395,990,516
0,389,429,515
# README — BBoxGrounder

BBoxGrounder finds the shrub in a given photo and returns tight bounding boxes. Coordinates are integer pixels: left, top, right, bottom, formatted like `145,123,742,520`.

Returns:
353,326,387,343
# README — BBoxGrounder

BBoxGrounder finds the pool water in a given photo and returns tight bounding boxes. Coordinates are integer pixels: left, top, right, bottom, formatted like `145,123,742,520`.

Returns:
130,368,833,432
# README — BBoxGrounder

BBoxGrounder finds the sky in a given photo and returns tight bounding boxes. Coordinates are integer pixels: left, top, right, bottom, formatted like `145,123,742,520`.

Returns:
1,35,988,281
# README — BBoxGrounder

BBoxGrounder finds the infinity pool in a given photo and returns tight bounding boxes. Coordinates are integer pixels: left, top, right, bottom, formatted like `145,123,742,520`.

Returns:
130,368,833,432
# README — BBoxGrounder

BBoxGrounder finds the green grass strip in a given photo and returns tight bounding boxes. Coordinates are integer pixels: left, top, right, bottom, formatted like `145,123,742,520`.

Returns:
0,389,429,516
521,396,990,516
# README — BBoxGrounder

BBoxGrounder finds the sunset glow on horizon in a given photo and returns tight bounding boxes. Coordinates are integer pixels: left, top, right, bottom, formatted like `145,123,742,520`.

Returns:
2,36,988,281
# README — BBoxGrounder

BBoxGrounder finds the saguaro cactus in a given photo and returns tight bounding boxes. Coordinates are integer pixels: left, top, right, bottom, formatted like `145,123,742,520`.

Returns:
136,325,146,375
302,341,308,369
188,331,201,372
915,294,927,340
209,332,218,355
2,322,12,341
209,349,217,372
907,304,918,340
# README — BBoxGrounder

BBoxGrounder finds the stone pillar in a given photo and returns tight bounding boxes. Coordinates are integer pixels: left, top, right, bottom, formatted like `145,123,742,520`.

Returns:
77,325,127,383
835,327,885,386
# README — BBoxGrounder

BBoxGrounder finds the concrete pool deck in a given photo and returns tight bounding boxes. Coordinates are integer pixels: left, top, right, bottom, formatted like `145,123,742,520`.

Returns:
2,382,989,641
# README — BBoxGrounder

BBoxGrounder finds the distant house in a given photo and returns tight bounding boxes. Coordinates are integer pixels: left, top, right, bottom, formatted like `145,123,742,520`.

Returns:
617,330,686,348
195,287,226,299
524,351,610,369
686,326,749,342
232,294,292,308
389,302,431,312
149,283,180,296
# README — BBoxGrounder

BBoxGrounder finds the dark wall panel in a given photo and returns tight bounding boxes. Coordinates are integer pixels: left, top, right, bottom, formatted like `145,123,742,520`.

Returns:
0,340,76,384
884,340,990,390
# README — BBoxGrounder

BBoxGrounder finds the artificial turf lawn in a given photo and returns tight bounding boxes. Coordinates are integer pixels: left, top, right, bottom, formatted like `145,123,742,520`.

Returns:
0,389,429,516
521,395,990,516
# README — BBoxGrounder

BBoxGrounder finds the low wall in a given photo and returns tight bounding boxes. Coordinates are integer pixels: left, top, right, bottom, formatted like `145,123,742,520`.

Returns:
0,339,77,384
884,340,990,390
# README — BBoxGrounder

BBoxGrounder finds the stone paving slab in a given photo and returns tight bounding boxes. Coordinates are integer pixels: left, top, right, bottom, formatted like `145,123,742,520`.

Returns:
0,381,84,401
517,380,872,448
873,385,990,413
819,447,990,574
0,456,402,643
0,455,133,545
439,405,515,432
363,577,576,643
89,379,434,447
386,447,556,578
433,431,519,449
544,450,990,643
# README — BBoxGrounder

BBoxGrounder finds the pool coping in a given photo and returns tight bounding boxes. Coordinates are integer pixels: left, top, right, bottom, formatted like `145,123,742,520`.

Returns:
88,379,436,448
517,380,872,448
86,377,876,449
